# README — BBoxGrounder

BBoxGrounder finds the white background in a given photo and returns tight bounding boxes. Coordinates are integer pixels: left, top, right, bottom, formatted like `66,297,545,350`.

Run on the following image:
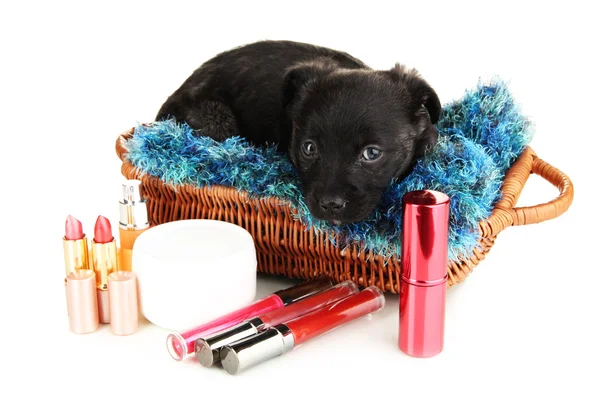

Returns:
1,1,598,399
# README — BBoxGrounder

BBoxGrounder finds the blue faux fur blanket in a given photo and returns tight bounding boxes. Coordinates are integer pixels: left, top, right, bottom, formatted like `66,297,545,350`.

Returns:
125,79,533,261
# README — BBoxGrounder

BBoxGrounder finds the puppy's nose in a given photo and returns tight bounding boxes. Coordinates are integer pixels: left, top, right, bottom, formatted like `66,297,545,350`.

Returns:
319,197,347,214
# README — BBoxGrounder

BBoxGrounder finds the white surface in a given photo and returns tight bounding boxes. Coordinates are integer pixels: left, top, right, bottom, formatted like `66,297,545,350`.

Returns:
133,219,257,331
1,1,598,399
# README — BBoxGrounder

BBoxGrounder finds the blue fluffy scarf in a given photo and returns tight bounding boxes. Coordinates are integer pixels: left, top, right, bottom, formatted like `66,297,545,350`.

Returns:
124,79,534,261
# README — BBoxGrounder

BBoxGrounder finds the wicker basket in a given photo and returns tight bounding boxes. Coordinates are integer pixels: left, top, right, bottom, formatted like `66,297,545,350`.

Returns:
115,128,574,293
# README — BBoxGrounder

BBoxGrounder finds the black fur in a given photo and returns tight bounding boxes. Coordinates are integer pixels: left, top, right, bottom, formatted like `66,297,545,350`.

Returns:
156,40,441,224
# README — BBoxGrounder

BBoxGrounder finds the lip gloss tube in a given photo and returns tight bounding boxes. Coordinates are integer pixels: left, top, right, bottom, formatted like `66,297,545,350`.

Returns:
118,180,149,272
91,215,119,324
399,190,450,358
166,276,334,361
219,286,385,375
195,280,359,367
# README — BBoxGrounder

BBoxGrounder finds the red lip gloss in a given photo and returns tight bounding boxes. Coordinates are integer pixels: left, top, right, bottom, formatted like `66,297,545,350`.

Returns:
399,190,450,358
166,276,334,361
195,280,359,367
219,286,385,375
91,215,119,324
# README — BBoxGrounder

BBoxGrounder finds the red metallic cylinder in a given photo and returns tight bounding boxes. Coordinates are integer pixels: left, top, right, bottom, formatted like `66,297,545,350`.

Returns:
399,190,450,357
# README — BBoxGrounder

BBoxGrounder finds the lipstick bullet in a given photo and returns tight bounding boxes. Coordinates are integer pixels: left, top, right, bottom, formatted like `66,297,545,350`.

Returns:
91,215,119,324
399,190,450,358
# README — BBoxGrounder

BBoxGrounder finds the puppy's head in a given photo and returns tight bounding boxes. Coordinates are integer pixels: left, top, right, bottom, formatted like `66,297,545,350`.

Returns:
282,60,441,225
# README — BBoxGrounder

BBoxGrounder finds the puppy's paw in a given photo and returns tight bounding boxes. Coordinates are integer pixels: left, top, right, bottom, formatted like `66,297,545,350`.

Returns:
187,101,239,141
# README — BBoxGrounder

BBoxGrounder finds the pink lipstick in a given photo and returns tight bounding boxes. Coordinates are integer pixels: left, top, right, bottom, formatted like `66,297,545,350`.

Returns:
65,215,84,241
91,215,119,324
63,216,90,280
94,215,114,244
399,190,450,358
63,215,91,316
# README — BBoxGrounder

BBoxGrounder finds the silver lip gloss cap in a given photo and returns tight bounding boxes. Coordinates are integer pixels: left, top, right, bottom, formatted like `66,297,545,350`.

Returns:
220,324,294,375
195,317,265,367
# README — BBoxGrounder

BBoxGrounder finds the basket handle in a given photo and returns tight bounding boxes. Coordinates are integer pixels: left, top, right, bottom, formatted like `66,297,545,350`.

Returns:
510,154,574,226
115,128,135,161
494,147,574,228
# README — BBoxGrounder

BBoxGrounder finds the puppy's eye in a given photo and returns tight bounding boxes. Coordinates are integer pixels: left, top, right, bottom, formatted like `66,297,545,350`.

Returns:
361,147,382,161
302,140,317,157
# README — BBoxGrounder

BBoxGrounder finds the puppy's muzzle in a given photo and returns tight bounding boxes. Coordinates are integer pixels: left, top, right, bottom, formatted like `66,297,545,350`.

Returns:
319,197,348,215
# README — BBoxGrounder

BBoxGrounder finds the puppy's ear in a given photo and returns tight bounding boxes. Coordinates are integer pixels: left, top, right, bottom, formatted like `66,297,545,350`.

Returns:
387,63,442,124
386,64,441,157
282,58,338,114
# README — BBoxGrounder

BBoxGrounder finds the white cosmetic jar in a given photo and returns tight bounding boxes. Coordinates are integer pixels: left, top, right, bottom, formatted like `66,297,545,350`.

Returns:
132,219,257,331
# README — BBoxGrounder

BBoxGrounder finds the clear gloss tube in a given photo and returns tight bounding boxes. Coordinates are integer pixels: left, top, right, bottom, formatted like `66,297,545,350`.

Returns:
194,281,359,366
166,276,333,360
219,286,385,375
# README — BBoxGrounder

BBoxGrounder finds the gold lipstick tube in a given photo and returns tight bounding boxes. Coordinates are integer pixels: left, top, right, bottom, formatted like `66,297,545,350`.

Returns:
91,238,118,324
63,236,90,283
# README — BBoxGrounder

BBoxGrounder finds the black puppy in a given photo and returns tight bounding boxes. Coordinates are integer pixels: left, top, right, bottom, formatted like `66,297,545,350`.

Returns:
156,40,441,225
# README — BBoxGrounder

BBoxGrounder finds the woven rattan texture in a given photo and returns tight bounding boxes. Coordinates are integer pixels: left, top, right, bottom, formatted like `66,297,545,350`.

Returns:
116,128,574,293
